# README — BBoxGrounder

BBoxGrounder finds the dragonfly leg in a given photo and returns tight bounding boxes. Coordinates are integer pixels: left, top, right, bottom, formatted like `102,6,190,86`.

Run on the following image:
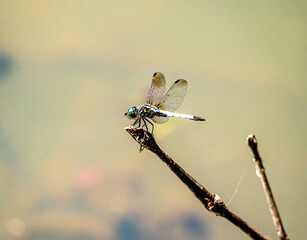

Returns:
138,118,142,128
142,118,149,131
132,118,139,127
143,118,154,134
137,118,153,152
133,118,142,128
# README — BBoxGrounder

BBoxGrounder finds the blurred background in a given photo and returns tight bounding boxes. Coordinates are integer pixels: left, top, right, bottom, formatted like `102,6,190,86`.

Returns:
0,1,306,240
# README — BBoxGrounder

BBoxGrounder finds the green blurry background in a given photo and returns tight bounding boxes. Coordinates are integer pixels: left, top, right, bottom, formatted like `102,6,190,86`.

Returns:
0,1,306,240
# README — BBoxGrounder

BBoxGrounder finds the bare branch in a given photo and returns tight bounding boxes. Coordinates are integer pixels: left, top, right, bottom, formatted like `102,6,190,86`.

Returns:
126,126,271,240
246,134,290,240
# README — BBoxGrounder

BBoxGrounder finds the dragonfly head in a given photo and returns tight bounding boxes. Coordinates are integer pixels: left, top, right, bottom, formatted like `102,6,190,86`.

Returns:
125,106,138,120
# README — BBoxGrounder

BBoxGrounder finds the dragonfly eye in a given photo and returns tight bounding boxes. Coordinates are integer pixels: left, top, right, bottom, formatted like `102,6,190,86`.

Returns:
128,106,138,118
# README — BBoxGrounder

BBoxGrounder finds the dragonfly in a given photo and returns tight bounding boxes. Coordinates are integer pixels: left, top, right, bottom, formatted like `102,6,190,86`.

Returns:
125,72,205,134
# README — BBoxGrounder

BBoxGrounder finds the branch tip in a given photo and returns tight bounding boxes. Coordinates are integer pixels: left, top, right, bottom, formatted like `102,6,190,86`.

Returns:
246,134,290,240
125,126,157,152
246,134,257,147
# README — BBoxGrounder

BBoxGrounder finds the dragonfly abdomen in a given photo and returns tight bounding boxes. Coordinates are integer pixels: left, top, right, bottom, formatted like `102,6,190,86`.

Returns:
192,116,206,121
157,110,205,121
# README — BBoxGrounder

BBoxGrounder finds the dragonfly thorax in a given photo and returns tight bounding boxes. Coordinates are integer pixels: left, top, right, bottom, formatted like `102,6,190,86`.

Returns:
139,104,156,118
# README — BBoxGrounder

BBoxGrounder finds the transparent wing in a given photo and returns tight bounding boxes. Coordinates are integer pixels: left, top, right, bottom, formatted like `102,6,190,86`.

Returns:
156,79,187,112
152,116,169,124
146,72,166,106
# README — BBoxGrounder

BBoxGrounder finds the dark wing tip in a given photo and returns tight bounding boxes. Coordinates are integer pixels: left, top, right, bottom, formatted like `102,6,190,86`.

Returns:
153,72,164,78
174,79,187,85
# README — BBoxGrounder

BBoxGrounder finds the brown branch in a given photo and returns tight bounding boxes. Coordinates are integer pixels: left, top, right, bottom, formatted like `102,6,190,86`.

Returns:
246,135,290,240
125,126,271,240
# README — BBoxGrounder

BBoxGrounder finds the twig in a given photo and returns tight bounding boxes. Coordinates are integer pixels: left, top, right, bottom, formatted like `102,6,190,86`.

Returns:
125,126,271,240
246,134,290,240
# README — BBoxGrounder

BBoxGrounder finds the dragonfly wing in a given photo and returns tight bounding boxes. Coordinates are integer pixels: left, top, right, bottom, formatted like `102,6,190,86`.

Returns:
146,72,166,106
152,115,170,124
157,79,187,112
